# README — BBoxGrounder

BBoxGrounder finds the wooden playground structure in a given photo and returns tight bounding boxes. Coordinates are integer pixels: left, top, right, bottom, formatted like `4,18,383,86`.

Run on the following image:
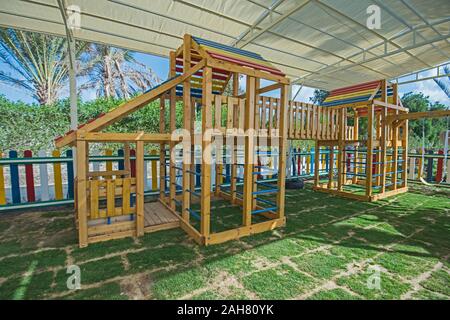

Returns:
55,34,450,248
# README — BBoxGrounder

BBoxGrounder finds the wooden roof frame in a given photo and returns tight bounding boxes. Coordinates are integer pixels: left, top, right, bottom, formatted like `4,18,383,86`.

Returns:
55,34,289,149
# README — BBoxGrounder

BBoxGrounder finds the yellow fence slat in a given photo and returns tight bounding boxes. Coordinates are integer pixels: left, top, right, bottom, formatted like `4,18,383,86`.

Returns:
106,179,115,216
105,149,113,171
52,150,63,200
151,150,158,191
122,177,131,214
89,180,99,219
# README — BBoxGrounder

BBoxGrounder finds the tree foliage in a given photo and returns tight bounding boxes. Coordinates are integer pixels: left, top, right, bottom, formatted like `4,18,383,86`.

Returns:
78,44,161,99
0,95,184,153
401,92,449,149
309,89,328,105
0,28,86,105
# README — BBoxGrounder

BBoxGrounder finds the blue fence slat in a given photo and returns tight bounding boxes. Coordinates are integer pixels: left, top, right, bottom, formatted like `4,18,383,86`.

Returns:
196,163,201,187
426,150,434,182
225,163,231,183
117,149,124,170
310,148,315,174
66,150,74,199
9,150,21,203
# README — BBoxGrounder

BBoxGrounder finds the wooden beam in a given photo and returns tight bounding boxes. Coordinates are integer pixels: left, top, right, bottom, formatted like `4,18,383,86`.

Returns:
182,34,192,222
380,106,388,193
76,132,175,142
207,58,289,84
169,51,177,211
386,110,450,123
276,84,288,220
159,96,166,201
201,66,213,237
243,76,256,226
366,104,374,197
230,72,239,204
55,60,206,148
76,140,88,247
136,140,145,236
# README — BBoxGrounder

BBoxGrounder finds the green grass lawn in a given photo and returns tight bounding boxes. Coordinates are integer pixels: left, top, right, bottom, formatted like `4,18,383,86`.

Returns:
0,184,448,300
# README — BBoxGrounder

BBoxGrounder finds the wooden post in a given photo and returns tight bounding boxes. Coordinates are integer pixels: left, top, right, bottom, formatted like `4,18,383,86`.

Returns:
366,104,374,197
124,142,131,174
169,51,177,211
182,34,191,221
230,73,239,204
159,96,166,201
353,113,359,184
314,140,320,188
276,84,288,220
401,120,409,188
76,139,88,247
380,106,388,193
328,145,334,189
190,97,196,194
337,108,345,191
136,140,144,236
392,84,399,190
201,66,213,237
243,76,256,226
375,112,382,187
252,78,260,210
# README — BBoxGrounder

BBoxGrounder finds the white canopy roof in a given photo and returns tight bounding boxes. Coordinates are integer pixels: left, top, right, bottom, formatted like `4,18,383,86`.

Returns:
1,0,449,90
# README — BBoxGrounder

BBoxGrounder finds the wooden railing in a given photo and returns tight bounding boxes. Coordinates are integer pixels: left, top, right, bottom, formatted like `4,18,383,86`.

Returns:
88,177,136,219
211,94,354,140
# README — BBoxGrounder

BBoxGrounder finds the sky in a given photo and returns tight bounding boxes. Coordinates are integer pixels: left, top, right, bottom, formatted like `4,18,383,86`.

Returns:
0,50,449,106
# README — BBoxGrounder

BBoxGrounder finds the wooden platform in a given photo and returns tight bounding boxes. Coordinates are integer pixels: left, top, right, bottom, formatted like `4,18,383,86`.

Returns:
144,201,178,226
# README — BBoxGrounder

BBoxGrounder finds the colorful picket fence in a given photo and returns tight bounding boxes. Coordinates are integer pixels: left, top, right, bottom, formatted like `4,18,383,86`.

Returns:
0,149,163,211
0,148,448,212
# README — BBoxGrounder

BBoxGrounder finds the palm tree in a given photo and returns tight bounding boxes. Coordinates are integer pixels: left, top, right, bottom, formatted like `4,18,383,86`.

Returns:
433,65,450,98
0,28,86,105
79,44,161,99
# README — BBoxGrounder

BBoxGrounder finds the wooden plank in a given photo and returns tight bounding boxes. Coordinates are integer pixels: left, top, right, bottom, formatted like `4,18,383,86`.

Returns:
261,96,267,131
227,96,234,130
268,97,274,133
122,177,131,215
89,180,99,219
144,221,179,233
87,170,129,178
78,132,173,142
206,217,285,245
144,205,159,225
106,179,115,217
214,95,222,129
